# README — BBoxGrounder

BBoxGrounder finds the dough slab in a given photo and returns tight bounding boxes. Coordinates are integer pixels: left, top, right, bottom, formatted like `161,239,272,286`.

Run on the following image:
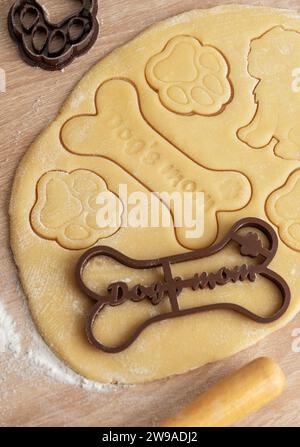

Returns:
10,5,300,383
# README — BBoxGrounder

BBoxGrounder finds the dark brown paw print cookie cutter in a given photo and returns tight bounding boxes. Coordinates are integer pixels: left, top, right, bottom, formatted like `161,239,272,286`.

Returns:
76,217,291,353
8,0,99,70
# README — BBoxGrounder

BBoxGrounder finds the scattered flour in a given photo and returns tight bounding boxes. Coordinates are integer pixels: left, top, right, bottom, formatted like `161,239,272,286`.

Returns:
26,330,114,392
0,301,21,356
0,293,118,392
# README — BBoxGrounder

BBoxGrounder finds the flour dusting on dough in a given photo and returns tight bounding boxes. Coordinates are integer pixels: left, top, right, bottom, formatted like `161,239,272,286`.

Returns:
0,300,21,356
26,331,116,391
0,290,118,391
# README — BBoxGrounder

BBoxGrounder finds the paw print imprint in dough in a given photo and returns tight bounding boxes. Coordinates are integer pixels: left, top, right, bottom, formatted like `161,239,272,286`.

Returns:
266,170,300,251
238,27,300,160
61,78,251,250
145,35,232,115
31,170,122,249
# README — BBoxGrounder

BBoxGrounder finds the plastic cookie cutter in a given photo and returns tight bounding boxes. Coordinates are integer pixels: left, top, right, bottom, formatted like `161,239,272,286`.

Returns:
8,0,99,70
76,217,291,353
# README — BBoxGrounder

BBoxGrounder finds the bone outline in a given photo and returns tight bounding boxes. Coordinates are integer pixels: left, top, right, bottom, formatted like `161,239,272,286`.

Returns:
61,78,252,250
76,217,291,353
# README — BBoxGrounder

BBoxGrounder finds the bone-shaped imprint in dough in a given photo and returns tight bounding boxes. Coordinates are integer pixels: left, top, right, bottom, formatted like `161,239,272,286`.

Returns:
76,217,291,353
61,79,251,249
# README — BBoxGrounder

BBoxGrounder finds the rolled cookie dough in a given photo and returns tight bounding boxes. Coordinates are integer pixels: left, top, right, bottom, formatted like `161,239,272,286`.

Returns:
10,5,300,384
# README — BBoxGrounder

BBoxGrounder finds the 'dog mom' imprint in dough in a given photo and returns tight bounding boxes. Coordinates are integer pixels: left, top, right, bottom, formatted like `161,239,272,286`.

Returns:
61,79,251,250
146,35,232,115
31,170,122,249
238,27,300,160
266,170,300,251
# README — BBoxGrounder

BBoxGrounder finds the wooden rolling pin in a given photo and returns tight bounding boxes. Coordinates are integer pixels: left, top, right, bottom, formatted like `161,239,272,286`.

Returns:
162,357,286,427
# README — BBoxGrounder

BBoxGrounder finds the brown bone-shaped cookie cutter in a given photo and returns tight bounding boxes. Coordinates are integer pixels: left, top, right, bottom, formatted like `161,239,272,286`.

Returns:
8,0,99,70
76,218,291,353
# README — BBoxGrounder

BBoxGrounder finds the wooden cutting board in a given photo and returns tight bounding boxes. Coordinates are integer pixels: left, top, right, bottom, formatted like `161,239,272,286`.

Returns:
1,0,300,427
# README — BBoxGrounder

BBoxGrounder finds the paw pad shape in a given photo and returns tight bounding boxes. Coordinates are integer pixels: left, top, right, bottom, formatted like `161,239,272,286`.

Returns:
267,170,300,251
31,170,121,249
146,35,232,115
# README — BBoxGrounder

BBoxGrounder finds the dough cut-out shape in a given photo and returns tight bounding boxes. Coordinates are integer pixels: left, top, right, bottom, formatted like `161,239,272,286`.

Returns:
146,35,232,115
238,26,300,160
31,170,122,249
266,170,300,251
10,5,300,384
61,79,251,250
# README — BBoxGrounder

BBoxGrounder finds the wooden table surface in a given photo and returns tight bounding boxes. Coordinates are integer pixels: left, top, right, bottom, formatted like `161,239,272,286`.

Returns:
1,0,300,427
